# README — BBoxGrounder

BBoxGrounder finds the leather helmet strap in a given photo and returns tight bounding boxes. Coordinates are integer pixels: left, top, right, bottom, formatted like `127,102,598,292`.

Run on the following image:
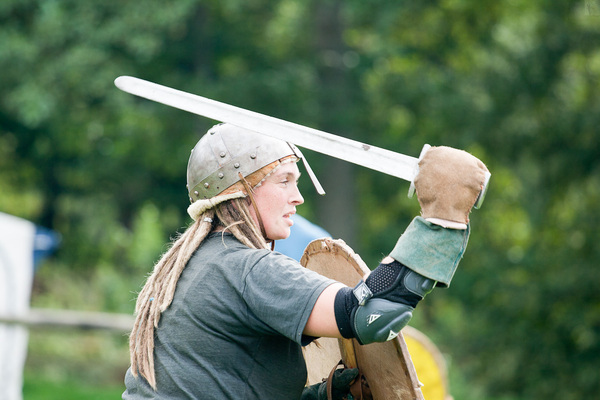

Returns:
238,172,273,249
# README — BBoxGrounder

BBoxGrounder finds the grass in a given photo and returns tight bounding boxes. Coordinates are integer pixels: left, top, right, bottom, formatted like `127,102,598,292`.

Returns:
23,376,125,400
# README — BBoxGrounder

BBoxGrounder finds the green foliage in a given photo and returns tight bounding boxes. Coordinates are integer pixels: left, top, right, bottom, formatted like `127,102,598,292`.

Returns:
2,0,599,398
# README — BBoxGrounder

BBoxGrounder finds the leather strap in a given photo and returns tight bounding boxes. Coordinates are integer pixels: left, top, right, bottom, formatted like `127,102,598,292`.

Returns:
349,373,372,400
326,360,344,400
345,338,373,400
238,172,270,244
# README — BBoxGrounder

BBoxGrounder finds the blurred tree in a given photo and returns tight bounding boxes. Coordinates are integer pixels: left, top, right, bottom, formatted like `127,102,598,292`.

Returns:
0,0,199,268
1,0,599,398
342,1,600,399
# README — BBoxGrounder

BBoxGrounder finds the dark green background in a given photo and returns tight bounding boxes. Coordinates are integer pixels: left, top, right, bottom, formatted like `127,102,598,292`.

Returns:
1,1,598,399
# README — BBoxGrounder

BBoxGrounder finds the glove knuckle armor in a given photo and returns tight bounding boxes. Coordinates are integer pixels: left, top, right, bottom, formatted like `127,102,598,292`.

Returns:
353,299,413,344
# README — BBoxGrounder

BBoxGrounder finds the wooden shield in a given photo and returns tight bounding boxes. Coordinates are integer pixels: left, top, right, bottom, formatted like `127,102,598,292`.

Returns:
301,238,425,400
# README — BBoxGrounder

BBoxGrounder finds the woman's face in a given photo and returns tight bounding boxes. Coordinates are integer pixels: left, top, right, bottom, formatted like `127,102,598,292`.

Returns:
249,162,304,241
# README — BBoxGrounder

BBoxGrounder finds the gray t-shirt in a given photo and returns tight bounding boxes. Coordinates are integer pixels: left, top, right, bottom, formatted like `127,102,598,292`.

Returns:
123,232,335,399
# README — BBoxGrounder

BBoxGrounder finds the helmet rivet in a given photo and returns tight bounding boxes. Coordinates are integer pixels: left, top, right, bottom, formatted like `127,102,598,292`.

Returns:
234,163,240,168
204,183,210,188
218,172,224,179
250,153,256,159
220,151,226,158
194,190,199,196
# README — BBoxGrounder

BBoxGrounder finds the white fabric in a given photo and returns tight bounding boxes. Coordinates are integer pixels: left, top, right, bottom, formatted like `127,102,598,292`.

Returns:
187,191,246,221
0,212,35,400
425,217,468,230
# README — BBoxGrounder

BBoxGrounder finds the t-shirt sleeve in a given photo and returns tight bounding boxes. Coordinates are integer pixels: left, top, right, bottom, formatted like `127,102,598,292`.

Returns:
242,252,336,345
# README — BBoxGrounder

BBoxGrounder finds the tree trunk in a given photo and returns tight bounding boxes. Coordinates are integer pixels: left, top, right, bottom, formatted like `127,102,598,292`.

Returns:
312,0,358,248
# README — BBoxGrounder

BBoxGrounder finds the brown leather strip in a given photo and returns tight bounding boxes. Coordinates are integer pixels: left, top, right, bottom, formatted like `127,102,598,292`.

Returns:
349,373,373,400
238,172,268,240
326,360,344,400
345,339,372,400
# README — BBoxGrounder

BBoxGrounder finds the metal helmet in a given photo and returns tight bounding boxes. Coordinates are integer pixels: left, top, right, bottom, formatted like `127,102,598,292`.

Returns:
186,123,323,203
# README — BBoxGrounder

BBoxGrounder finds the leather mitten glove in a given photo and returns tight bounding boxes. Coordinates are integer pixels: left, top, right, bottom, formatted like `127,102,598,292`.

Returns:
334,217,470,344
334,147,487,344
301,367,359,400
393,146,486,283
415,146,489,224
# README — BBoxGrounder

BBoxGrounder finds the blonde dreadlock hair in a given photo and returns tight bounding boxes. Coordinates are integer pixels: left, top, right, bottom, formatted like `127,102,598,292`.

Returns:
127,121,308,390
128,197,268,390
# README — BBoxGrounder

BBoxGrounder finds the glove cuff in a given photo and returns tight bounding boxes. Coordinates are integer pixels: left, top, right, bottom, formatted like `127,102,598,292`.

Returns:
334,287,358,339
389,217,470,287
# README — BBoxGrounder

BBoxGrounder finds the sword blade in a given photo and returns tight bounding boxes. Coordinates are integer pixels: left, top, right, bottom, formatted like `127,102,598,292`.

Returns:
114,76,419,182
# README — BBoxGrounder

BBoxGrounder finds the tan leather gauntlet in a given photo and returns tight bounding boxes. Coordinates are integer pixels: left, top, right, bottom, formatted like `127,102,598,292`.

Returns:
415,146,489,224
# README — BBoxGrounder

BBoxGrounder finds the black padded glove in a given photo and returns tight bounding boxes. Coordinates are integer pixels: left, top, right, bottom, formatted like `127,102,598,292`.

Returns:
301,367,359,400
334,260,436,344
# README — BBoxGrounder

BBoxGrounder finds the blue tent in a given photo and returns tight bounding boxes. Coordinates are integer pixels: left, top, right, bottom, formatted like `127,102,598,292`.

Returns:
274,214,331,262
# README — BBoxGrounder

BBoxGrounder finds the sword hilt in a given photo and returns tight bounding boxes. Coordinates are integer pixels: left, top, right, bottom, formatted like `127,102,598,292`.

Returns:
407,144,431,200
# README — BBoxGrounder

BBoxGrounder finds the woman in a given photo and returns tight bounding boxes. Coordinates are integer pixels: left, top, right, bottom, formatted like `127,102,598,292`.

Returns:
123,123,489,399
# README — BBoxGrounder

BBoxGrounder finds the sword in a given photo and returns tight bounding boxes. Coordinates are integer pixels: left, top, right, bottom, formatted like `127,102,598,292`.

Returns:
114,76,490,207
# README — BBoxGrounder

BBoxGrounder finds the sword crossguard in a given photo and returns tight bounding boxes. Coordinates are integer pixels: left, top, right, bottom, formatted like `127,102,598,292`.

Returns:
407,144,431,200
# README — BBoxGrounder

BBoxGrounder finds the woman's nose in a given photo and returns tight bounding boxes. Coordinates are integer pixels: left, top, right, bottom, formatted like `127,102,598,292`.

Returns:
291,186,304,205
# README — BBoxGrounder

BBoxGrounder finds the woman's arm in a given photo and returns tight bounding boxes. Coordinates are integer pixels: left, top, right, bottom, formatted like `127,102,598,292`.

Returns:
303,282,346,338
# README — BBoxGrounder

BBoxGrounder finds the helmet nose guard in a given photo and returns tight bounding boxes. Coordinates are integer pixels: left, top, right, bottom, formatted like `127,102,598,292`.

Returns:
186,123,324,203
